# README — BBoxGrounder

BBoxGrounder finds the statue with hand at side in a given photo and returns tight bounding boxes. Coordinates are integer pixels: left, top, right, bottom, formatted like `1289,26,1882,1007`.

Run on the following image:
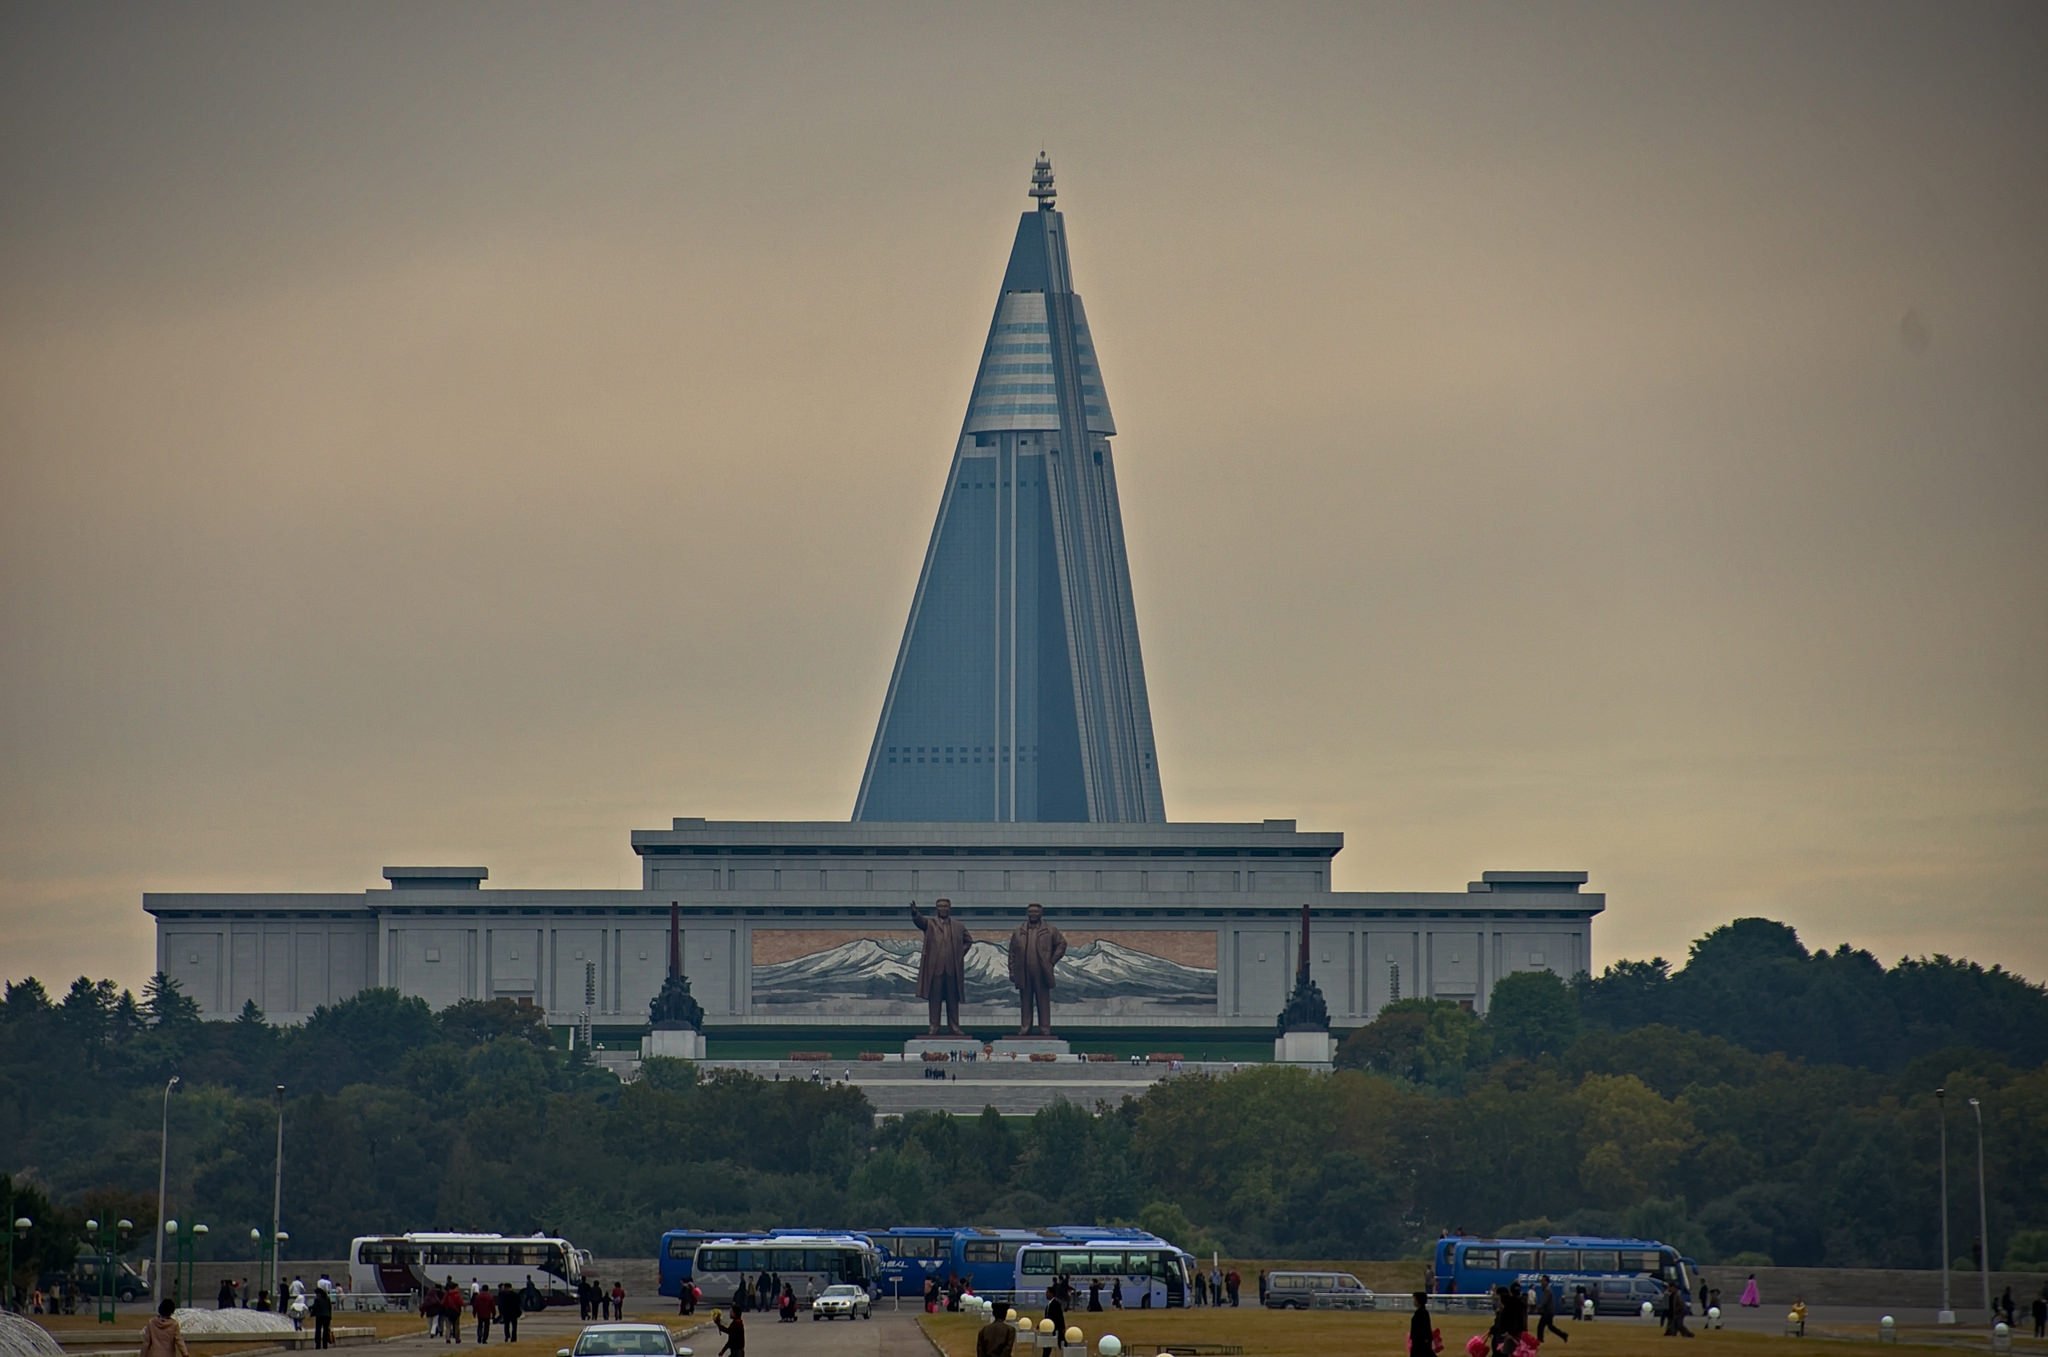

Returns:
1007,901,1068,1037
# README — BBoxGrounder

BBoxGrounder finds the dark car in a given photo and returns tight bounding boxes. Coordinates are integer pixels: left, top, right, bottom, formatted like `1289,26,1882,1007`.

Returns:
40,1259,148,1304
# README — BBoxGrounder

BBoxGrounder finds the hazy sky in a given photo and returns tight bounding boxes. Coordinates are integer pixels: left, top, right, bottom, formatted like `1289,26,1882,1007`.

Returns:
4,2,2044,995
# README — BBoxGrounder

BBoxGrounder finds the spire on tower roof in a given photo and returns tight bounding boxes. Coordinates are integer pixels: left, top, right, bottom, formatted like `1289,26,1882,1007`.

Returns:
1029,153,1056,210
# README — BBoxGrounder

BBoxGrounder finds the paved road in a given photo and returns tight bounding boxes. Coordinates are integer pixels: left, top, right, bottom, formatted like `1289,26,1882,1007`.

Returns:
365,1303,926,1357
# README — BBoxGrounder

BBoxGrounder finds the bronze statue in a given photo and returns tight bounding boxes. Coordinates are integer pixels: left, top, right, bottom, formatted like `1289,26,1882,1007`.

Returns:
909,898,972,1036
1006,901,1068,1037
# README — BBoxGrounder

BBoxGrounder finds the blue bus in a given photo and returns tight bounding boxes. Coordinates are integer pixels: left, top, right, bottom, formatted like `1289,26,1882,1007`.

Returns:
863,1227,959,1298
947,1228,1056,1293
658,1229,767,1298
1431,1235,1695,1316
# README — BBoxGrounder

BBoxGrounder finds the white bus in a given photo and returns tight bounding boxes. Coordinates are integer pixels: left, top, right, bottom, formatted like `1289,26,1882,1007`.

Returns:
349,1233,590,1306
690,1236,880,1304
1014,1240,1192,1309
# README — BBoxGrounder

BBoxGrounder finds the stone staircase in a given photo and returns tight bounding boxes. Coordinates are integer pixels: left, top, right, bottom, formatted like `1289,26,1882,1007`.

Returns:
690,1057,1246,1116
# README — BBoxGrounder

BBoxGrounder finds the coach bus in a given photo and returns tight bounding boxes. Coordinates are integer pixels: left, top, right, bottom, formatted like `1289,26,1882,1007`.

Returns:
1015,1239,1193,1309
1432,1235,1695,1314
690,1235,881,1304
349,1233,588,1305
657,1230,766,1298
862,1227,958,1297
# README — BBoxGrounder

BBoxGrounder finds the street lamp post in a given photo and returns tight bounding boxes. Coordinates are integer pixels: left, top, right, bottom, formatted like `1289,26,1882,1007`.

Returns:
4,1212,31,1314
1937,1088,1954,1324
270,1086,284,1299
164,1221,207,1306
1969,1097,1990,1318
250,1229,267,1303
155,1075,179,1301
85,1217,133,1324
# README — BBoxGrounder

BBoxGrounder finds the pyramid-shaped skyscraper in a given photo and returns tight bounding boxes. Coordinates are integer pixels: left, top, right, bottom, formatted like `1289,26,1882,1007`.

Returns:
856,157,1166,823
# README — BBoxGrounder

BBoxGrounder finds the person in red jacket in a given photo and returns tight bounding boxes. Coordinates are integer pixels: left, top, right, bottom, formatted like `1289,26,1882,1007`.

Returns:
441,1281,464,1344
471,1282,496,1344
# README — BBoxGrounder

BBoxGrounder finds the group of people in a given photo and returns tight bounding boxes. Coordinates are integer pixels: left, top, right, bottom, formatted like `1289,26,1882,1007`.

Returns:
576,1277,627,1320
420,1277,540,1345
726,1271,798,1315
1190,1265,1241,1306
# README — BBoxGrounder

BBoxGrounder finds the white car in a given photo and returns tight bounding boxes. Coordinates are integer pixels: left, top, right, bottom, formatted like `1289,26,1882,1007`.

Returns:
810,1284,872,1320
558,1323,691,1357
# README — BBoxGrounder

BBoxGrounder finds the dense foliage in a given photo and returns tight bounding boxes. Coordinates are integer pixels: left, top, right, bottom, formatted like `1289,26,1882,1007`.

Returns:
3,917,2044,1288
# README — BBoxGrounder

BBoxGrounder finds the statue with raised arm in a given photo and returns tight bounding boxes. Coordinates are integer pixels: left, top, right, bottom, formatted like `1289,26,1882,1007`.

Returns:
1007,901,1068,1037
909,898,972,1037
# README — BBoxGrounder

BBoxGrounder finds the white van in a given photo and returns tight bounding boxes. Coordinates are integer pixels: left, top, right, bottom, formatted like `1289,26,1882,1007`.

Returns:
1262,1271,1375,1310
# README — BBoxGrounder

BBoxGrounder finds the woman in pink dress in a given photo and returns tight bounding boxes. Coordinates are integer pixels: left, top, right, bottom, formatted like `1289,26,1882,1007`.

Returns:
1739,1274,1760,1308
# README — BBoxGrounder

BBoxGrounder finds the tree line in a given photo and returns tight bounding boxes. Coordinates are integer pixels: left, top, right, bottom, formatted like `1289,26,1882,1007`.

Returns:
3,916,2044,1291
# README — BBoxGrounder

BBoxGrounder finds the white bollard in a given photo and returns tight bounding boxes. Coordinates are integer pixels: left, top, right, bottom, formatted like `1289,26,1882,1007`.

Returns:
1097,1338,1121,1357
1641,1301,1655,1319
1877,1315,1896,1344
1991,1321,2012,1354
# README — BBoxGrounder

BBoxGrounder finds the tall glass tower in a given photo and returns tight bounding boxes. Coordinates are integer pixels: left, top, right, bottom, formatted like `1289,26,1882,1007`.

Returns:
855,157,1166,823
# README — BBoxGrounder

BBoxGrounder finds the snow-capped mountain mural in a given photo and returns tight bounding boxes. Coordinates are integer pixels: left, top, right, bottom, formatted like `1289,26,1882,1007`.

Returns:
751,932,1216,1013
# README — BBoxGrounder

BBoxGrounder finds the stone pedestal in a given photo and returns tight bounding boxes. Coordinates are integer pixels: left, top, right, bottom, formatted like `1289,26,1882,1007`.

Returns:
641,1026,706,1060
904,1035,985,1059
991,1036,1072,1058
1273,1029,1336,1063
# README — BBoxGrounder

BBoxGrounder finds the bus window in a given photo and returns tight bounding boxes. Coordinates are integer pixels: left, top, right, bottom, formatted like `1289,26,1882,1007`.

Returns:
1501,1250,1537,1272
1621,1250,1661,1275
1463,1249,1499,1270
1088,1252,1123,1275
1056,1251,1090,1276
1541,1250,1580,1271
962,1241,1003,1264
1019,1251,1054,1276
1578,1251,1618,1273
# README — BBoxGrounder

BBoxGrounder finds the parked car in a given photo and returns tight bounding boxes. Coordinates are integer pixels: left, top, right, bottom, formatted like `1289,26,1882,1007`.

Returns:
1262,1271,1374,1310
810,1283,873,1320
41,1259,148,1304
1588,1276,1682,1317
557,1323,691,1357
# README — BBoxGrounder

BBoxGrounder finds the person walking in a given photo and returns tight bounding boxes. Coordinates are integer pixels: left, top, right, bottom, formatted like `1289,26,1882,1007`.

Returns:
470,1280,495,1344
610,1281,625,1320
712,1307,745,1357
142,1299,192,1357
496,1284,519,1342
1226,1268,1241,1307
1738,1274,1759,1308
1409,1293,1436,1357
310,1281,334,1351
442,1281,464,1344
1535,1274,1568,1344
1661,1283,1694,1338
1192,1270,1205,1307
